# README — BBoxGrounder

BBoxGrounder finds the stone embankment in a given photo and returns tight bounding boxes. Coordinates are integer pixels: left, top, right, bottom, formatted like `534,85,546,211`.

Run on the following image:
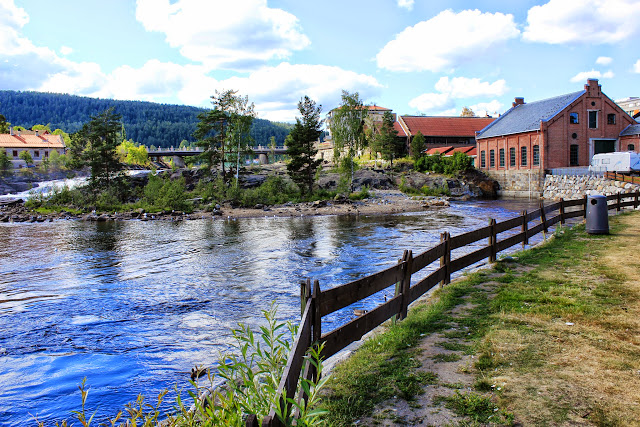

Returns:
543,174,640,200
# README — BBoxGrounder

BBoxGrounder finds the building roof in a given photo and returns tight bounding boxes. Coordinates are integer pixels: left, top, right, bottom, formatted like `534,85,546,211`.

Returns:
393,121,407,137
449,146,476,155
476,90,585,139
0,133,65,149
425,146,454,155
620,123,640,136
401,116,495,137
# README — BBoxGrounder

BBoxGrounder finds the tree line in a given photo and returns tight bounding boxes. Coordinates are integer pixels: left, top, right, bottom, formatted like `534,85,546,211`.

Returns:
0,90,291,148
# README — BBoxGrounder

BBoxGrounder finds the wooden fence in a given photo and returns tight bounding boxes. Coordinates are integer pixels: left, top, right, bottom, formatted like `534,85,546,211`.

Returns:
248,191,640,426
605,171,640,186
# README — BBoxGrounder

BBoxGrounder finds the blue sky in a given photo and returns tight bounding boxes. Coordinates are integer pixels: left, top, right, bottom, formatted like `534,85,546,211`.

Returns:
1,0,639,123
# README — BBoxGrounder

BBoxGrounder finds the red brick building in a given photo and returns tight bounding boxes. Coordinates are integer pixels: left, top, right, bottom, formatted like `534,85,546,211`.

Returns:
620,124,640,153
476,79,636,171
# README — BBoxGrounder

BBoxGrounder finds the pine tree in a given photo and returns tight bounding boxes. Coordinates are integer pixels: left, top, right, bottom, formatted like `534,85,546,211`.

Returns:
286,96,323,196
74,108,124,189
410,131,426,161
373,111,402,168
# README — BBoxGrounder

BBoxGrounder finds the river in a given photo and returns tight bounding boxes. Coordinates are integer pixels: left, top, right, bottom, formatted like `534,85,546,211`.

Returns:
0,199,544,425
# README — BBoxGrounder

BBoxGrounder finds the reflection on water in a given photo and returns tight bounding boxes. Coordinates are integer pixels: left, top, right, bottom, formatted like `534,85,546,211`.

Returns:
0,199,544,425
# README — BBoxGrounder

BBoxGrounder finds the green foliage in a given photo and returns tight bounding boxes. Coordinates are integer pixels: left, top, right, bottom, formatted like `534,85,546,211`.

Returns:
286,96,323,196
194,90,256,183
330,90,368,192
0,149,11,171
415,151,473,175
0,113,10,133
371,111,403,167
444,391,513,424
0,90,289,148
18,150,33,166
73,108,125,191
143,174,191,212
47,149,67,171
410,131,425,161
116,139,149,166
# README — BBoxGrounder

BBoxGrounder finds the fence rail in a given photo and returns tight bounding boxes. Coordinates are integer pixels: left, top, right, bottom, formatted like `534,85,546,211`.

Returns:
605,171,640,185
250,190,640,426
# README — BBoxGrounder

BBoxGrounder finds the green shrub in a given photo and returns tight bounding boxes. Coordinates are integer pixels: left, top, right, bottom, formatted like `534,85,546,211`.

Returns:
415,152,473,175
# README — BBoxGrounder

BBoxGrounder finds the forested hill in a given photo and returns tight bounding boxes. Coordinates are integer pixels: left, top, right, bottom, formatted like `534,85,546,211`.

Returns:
0,90,292,148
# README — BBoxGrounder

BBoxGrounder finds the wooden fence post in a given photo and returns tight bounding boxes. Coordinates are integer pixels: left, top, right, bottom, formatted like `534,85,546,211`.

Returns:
300,279,311,316
399,250,413,320
488,219,497,263
560,199,565,225
540,201,548,239
521,210,528,249
312,280,321,344
246,414,259,427
635,190,639,209
439,232,446,288
617,192,621,212
583,195,588,219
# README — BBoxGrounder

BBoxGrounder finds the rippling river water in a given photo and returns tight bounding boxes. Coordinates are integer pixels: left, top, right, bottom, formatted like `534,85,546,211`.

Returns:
0,199,543,425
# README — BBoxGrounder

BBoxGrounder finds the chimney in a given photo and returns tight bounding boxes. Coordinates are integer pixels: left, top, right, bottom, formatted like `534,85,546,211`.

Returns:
512,97,525,108
35,130,39,137
586,79,601,96
9,127,14,136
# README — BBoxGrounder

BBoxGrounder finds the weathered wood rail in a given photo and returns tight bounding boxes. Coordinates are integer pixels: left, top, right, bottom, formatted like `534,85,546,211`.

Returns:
248,191,640,426
605,171,640,185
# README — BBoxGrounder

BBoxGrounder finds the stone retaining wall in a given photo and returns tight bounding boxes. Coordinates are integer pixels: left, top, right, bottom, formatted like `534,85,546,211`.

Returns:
543,175,640,200
484,170,546,198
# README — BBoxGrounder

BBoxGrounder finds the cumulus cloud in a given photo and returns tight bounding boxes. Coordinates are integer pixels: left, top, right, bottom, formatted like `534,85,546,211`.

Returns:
60,46,73,55
634,59,640,73
219,63,383,121
397,0,414,11
376,9,519,72
523,0,640,44
135,0,310,71
434,77,507,98
469,100,503,117
0,0,105,93
569,69,614,83
409,76,507,115
596,56,612,65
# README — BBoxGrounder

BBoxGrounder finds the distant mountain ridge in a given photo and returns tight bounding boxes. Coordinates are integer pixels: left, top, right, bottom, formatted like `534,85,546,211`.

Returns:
0,90,292,148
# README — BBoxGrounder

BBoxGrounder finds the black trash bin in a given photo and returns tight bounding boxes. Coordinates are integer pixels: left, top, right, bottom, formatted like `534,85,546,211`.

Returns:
586,195,609,234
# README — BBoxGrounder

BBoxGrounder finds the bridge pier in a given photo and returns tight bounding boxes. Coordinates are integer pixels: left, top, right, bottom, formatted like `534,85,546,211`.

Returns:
258,153,269,165
172,156,186,168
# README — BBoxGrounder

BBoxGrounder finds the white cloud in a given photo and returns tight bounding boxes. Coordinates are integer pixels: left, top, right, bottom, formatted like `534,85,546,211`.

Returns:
596,56,612,65
523,0,640,44
634,59,640,73
409,76,507,115
219,63,383,121
434,77,508,98
408,93,454,112
135,0,310,71
60,46,73,55
397,0,414,11
376,9,519,72
469,100,503,117
569,69,614,83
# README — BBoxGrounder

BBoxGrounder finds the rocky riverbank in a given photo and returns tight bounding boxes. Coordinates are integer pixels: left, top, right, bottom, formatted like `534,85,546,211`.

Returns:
0,164,498,223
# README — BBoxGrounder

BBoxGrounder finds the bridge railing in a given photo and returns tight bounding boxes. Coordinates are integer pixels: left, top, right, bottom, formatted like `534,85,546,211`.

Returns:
247,190,640,426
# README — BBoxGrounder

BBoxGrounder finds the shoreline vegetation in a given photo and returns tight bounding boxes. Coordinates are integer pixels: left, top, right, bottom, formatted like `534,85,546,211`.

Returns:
0,161,498,224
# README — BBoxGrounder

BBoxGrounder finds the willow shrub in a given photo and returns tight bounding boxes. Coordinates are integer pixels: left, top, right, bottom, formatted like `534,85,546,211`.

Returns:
43,305,328,426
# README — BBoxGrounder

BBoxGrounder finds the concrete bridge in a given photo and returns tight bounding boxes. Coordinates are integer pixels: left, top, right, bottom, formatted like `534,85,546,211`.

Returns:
147,145,288,166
